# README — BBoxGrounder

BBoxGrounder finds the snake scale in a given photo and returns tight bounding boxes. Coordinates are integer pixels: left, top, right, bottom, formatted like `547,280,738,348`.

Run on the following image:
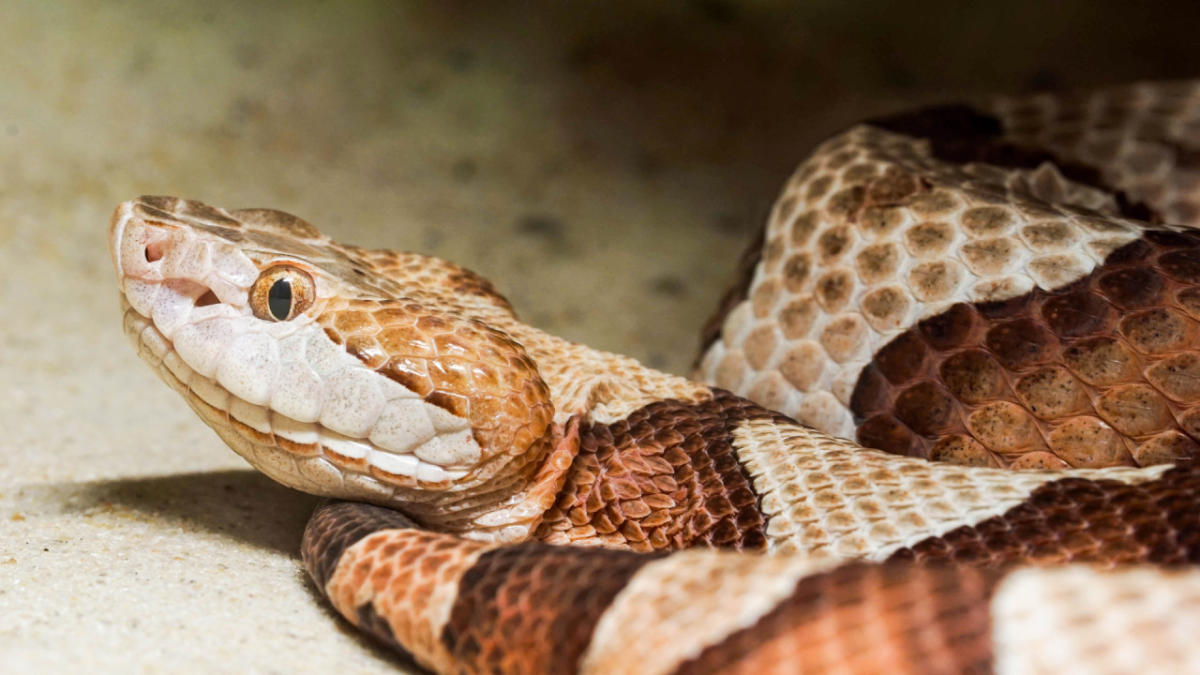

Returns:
111,81,1200,673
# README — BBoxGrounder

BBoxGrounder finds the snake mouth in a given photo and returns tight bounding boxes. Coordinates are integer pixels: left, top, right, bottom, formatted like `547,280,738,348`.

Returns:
121,297,472,487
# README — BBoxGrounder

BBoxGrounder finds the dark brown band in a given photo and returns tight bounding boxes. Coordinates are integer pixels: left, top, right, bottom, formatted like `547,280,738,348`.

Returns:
853,232,1200,469
537,389,790,550
890,459,1200,566
442,543,664,674
674,562,999,675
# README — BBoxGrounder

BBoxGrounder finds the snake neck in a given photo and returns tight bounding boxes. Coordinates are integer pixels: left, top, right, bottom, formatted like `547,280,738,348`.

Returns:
413,387,790,550
395,320,773,547
534,389,793,551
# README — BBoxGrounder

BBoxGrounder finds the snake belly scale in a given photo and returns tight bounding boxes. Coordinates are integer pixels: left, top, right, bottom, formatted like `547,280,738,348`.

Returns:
112,81,1200,674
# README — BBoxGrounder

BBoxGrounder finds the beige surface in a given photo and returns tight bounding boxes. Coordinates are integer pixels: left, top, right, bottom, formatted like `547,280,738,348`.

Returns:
0,1,1194,672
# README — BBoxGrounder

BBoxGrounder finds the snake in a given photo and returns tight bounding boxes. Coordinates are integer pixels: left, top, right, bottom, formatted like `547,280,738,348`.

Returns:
110,81,1200,674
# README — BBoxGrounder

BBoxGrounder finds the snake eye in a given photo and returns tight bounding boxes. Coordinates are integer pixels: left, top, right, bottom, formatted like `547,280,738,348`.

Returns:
250,264,315,321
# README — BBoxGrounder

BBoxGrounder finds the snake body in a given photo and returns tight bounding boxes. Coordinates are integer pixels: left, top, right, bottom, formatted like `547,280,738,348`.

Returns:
111,81,1200,673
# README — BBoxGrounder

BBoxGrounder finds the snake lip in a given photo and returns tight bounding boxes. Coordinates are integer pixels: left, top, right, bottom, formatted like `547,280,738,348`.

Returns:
110,199,481,491
121,298,472,489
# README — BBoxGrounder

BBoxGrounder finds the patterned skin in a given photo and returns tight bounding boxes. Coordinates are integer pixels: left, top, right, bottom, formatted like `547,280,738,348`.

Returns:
698,82,1200,470
111,82,1200,674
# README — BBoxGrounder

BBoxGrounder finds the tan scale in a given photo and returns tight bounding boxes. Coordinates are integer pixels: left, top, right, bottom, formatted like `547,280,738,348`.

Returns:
324,529,495,674
579,551,839,675
992,567,1200,675
731,418,1170,558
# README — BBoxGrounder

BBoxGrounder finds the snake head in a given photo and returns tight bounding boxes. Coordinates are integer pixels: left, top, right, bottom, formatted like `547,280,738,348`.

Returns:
109,196,557,527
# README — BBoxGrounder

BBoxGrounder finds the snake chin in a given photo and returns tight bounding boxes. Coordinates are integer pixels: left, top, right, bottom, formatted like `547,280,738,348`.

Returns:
120,297,472,492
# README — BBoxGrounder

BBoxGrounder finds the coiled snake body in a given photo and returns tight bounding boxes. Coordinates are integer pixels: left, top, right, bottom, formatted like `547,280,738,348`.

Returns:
111,82,1200,673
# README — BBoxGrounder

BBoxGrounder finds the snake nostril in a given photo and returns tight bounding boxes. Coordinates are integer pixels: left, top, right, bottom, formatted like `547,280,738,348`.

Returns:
195,289,220,307
144,241,165,262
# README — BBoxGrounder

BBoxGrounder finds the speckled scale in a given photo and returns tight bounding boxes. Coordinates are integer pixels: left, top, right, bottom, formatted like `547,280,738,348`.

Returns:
891,460,1200,566
535,391,788,551
443,544,661,674
674,563,997,675
850,235,1200,468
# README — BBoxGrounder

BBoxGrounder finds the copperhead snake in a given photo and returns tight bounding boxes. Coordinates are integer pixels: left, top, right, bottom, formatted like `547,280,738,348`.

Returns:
110,81,1200,674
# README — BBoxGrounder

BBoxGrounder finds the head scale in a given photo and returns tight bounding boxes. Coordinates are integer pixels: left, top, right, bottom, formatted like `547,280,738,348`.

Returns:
109,196,555,519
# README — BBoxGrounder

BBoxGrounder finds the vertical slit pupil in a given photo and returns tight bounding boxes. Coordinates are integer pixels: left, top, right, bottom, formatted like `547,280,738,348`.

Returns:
268,278,293,320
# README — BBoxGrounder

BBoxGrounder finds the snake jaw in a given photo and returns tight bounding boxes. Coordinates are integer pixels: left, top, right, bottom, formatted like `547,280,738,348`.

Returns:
110,196,566,532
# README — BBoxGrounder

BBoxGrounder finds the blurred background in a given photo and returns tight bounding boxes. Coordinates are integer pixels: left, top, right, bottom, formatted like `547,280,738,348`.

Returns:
1,1,1196,671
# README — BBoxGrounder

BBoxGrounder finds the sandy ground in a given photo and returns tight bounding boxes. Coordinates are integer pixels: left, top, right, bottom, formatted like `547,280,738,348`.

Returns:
1,1,1195,672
